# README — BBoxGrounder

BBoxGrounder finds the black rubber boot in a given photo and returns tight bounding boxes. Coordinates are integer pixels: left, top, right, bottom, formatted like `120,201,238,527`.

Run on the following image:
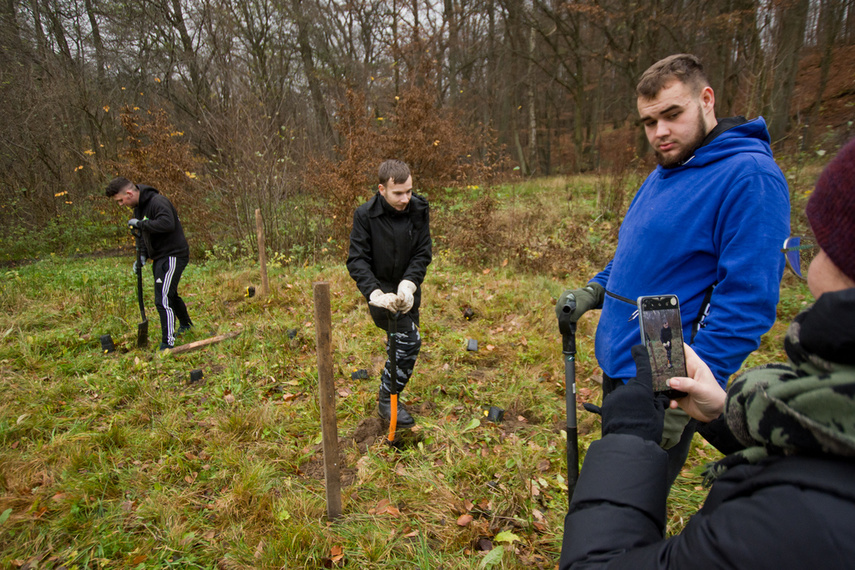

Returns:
378,388,415,428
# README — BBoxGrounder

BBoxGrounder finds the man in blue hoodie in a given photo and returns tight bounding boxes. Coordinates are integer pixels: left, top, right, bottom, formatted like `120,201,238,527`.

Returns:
556,54,790,485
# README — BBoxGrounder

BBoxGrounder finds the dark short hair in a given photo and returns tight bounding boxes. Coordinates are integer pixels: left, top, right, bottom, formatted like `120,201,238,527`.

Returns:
378,160,411,186
636,54,711,99
105,176,134,197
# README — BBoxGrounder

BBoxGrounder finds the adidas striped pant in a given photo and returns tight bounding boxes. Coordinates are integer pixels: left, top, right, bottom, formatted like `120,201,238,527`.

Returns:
152,256,192,347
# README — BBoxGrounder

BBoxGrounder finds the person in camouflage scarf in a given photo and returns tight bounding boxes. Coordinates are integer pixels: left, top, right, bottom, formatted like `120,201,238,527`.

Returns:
559,137,855,569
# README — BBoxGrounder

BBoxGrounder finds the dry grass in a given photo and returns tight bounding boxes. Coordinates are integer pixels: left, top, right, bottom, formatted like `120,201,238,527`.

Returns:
0,172,810,568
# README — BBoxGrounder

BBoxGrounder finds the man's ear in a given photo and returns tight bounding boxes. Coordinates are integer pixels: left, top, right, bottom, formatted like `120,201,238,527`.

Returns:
700,86,715,112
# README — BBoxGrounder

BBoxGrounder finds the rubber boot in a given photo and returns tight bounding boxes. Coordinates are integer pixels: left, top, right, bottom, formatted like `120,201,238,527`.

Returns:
378,388,415,428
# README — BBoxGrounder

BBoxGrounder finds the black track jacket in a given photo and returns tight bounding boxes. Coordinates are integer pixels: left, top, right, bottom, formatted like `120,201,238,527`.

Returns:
346,192,432,331
133,185,189,261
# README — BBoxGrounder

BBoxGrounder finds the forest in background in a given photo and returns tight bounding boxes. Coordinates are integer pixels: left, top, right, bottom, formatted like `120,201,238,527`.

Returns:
1,0,854,260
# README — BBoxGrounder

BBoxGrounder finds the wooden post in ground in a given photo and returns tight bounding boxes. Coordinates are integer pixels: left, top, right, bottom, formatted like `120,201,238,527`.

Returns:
313,281,342,520
255,209,269,296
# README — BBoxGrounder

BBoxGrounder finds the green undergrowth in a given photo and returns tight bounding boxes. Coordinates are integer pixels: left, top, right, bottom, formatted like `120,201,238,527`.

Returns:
0,176,808,569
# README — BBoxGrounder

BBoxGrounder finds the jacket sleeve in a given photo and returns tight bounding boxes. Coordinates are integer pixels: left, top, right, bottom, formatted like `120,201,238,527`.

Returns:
560,434,771,569
401,201,432,287
690,169,789,386
696,414,745,455
588,259,613,308
560,434,669,569
346,208,381,298
140,195,177,235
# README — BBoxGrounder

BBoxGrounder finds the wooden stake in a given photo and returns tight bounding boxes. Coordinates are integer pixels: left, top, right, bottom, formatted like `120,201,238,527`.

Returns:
313,281,342,520
255,208,270,296
167,331,240,355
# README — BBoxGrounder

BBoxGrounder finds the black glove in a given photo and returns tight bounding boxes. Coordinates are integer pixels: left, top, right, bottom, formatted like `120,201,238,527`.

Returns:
128,218,142,229
133,255,146,275
555,282,605,326
600,345,669,442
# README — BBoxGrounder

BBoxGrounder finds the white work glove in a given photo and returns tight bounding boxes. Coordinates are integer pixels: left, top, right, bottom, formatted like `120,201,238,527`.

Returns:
133,255,147,275
369,289,399,312
396,280,417,313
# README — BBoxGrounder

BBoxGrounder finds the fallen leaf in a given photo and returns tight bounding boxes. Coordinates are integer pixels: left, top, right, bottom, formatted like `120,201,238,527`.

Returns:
480,546,504,568
464,499,474,511
131,554,147,565
254,540,264,559
485,344,495,351
371,498,390,514
381,504,401,516
482,268,490,274
457,513,474,526
501,258,508,267
224,394,235,405
494,530,520,544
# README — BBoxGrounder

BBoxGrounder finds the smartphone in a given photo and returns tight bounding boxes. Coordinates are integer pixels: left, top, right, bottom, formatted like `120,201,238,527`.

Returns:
637,295,688,398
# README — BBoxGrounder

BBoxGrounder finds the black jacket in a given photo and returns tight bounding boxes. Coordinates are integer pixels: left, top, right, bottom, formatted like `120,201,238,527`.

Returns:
559,434,855,569
346,192,432,331
133,185,189,260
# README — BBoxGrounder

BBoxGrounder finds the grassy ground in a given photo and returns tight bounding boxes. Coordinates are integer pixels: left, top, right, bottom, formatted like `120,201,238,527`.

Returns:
0,173,813,569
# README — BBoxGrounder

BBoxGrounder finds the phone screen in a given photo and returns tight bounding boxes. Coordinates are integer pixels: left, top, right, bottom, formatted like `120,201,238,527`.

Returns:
637,295,688,395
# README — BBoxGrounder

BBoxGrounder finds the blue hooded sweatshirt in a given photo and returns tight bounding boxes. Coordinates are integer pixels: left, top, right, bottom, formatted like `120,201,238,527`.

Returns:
590,117,790,386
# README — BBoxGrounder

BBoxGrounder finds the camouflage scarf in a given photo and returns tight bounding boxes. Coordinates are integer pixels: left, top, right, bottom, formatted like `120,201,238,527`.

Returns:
704,292,855,483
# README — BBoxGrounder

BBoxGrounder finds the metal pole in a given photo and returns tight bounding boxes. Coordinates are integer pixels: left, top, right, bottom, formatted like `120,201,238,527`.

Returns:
559,297,578,504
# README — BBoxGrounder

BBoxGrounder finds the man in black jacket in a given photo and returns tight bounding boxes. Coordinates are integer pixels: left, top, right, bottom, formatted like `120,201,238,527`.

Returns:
346,160,432,428
106,177,193,350
559,138,855,569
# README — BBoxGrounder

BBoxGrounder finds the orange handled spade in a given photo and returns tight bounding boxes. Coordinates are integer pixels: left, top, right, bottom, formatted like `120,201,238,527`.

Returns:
387,310,400,444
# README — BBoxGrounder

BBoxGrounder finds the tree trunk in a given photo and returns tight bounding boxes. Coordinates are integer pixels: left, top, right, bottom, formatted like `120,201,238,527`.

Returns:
290,0,334,148
767,0,810,143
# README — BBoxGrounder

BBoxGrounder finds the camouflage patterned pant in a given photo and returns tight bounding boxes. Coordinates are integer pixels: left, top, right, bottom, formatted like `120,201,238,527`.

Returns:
380,316,421,394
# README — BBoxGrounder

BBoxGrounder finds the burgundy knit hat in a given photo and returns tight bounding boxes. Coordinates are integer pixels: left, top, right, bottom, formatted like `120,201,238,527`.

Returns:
806,138,855,282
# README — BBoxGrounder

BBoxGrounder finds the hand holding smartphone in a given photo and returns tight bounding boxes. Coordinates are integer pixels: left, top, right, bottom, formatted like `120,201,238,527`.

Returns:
637,295,688,399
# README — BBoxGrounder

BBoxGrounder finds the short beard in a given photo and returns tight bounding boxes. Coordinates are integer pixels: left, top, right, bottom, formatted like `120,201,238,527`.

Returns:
656,109,707,168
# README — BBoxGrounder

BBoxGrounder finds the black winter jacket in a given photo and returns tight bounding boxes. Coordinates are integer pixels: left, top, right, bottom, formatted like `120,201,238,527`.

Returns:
133,185,189,260
559,434,855,569
346,192,432,331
